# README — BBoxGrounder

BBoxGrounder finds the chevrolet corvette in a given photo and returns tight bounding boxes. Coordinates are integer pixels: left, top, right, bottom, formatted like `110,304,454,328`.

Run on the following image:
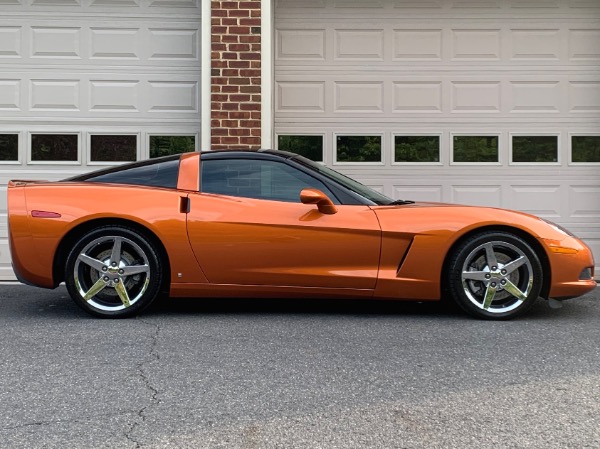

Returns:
7,150,596,319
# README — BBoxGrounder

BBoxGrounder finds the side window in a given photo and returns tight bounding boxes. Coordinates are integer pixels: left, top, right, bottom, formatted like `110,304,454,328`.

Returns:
71,157,180,189
201,159,338,203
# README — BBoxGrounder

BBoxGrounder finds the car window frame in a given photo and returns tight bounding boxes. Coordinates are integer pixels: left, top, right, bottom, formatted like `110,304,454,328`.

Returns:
199,151,388,206
199,156,342,204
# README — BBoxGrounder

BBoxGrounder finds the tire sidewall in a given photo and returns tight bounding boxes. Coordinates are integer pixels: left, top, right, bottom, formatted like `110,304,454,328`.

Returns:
65,226,163,318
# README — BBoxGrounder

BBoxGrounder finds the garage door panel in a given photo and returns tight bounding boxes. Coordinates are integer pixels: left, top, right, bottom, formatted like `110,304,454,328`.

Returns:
0,0,201,12
276,0,600,277
0,20,200,67
0,5,200,280
276,21,599,67
276,75,597,120
569,81,600,112
276,0,598,16
0,80,20,110
0,73,200,120
568,185,600,218
509,185,563,218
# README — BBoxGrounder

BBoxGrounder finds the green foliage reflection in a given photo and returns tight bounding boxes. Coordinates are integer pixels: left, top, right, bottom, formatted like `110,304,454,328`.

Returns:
512,136,557,163
453,136,498,163
278,135,323,161
395,136,439,162
572,136,600,163
0,134,18,161
336,135,381,162
31,134,78,161
91,135,137,162
150,136,195,158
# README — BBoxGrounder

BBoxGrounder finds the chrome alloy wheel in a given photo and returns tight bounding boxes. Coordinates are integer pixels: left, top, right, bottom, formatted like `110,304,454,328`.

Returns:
73,235,150,312
461,240,534,314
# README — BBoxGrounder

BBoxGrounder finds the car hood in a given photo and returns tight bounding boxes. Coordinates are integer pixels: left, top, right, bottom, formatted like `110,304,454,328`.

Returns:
375,201,538,218
369,201,568,241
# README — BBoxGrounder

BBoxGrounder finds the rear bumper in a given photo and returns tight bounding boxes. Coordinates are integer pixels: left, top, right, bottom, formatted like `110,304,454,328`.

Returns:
7,184,56,289
11,263,41,287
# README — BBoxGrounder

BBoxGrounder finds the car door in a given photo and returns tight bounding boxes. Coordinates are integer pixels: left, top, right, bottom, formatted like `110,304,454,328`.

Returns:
185,157,382,290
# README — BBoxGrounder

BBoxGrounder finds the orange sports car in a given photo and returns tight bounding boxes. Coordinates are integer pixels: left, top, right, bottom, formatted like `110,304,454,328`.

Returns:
7,150,596,319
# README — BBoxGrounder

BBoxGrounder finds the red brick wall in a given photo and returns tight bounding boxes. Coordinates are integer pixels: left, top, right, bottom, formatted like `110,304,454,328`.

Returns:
211,1,261,149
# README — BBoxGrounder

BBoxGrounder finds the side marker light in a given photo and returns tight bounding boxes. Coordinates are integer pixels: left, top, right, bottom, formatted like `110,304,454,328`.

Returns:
31,210,62,218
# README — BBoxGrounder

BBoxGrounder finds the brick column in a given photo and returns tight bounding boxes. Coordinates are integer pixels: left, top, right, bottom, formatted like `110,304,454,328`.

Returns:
211,1,261,150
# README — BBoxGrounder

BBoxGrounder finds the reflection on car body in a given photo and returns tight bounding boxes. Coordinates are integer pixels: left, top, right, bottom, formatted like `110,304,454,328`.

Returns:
7,149,596,319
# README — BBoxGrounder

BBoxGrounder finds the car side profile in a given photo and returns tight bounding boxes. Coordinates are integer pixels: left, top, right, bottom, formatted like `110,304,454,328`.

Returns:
7,149,596,319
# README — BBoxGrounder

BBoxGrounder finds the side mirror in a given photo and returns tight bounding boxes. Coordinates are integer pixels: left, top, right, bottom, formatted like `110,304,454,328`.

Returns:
300,188,338,215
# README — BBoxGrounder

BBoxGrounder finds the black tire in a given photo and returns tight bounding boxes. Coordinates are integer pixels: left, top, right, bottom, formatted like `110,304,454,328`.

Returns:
447,231,543,320
65,226,163,318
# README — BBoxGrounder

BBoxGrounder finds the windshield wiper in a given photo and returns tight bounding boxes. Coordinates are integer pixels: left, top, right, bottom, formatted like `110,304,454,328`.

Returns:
388,199,415,205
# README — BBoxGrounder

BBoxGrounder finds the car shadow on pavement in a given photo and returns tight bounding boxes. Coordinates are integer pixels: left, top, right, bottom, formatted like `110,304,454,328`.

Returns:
151,296,458,316
146,294,563,321
144,286,599,321
2,283,594,321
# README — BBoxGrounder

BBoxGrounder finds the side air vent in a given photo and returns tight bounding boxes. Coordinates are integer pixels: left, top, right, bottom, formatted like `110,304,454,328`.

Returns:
396,237,414,276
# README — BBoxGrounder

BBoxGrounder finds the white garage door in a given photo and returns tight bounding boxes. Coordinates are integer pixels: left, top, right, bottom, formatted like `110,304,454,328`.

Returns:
0,1,201,280
275,0,600,277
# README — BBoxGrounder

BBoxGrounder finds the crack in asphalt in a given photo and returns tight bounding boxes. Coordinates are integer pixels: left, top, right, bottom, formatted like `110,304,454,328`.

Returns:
124,318,162,448
2,319,162,448
0,410,137,432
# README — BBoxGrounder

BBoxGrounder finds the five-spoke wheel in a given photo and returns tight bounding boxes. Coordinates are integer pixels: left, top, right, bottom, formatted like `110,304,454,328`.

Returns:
65,226,163,318
447,231,543,319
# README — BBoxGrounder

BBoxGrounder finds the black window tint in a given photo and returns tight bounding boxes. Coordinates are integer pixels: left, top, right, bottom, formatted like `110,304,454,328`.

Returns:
572,136,600,163
201,159,338,203
78,158,180,189
0,134,18,161
31,134,78,161
90,135,137,162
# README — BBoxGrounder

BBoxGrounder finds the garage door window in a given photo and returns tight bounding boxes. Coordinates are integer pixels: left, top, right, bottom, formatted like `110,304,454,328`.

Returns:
336,135,382,163
394,135,440,163
278,135,323,162
90,135,137,163
0,134,18,161
150,135,196,158
31,134,78,162
452,135,499,164
572,136,600,163
511,135,558,163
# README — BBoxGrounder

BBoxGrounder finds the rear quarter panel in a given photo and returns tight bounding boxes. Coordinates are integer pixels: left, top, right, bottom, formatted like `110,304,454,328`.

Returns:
9,183,206,288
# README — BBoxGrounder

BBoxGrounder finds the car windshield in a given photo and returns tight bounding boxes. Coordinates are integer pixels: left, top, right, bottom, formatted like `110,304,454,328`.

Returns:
291,155,395,205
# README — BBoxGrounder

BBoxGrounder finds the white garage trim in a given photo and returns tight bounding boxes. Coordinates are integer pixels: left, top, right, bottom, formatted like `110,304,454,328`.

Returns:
201,0,212,151
261,0,274,150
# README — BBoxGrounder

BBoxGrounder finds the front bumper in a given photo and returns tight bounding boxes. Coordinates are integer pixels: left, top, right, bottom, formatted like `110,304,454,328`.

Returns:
544,236,596,299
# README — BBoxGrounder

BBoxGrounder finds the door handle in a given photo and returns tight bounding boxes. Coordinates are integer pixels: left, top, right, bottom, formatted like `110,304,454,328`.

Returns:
179,196,190,213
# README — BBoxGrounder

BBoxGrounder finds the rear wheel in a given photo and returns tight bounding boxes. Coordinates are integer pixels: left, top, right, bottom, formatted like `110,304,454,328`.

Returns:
447,231,543,320
65,226,163,318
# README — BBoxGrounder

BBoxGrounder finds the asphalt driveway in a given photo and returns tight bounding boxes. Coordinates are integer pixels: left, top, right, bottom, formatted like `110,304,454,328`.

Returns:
0,283,598,449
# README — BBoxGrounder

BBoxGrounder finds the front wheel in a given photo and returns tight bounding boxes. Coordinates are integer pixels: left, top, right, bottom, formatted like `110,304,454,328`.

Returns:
447,231,543,320
65,226,163,318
